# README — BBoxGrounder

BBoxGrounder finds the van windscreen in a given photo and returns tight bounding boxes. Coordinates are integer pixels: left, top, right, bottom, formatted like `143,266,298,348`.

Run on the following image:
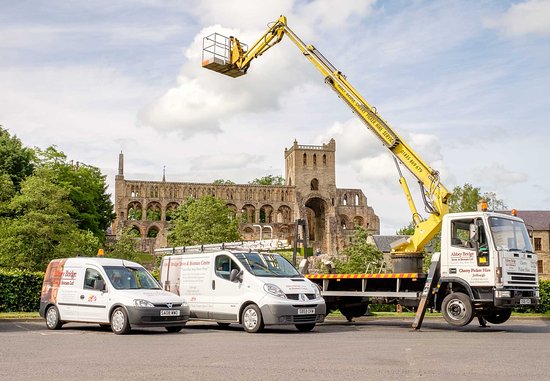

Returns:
104,266,161,290
234,252,300,277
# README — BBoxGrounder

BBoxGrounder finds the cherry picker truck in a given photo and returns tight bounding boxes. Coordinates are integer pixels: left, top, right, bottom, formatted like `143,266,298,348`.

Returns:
201,16,539,329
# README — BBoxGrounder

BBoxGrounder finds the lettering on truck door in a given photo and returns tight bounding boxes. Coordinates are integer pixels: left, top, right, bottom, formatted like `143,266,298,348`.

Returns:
448,218,493,286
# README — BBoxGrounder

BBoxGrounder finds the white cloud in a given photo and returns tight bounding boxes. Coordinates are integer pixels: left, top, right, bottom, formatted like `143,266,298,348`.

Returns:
485,0,550,36
475,163,529,188
296,0,377,29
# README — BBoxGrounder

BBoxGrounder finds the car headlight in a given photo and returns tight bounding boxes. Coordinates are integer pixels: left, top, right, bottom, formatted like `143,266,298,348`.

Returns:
263,283,287,299
134,299,154,307
311,283,321,298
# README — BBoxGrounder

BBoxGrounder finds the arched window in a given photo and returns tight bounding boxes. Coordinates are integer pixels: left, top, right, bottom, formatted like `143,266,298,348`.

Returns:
313,154,317,165
147,226,159,238
303,153,307,166
323,154,327,165
310,178,319,191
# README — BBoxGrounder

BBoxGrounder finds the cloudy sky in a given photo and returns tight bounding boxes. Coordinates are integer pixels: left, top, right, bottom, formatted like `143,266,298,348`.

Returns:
2,0,549,234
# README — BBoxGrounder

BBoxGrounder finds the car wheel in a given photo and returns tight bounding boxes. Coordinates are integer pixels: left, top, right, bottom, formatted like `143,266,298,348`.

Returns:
111,307,131,335
241,304,264,333
442,292,474,327
45,306,63,330
165,326,184,333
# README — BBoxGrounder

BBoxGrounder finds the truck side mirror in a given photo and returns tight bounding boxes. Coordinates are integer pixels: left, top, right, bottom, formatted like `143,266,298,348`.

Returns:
94,279,106,292
229,269,243,283
469,224,478,241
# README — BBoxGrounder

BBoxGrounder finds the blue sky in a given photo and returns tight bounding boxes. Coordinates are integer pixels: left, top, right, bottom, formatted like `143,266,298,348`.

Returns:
1,0,549,234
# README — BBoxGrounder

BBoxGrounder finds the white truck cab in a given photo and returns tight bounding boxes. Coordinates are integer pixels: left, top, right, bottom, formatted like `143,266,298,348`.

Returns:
159,249,326,333
40,257,190,334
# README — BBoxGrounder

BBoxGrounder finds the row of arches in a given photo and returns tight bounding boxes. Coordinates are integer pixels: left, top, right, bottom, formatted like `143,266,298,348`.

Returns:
126,202,293,224
126,184,293,202
339,215,367,230
341,193,362,206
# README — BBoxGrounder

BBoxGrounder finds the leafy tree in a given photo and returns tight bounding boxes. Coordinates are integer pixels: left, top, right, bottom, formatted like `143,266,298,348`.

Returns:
168,195,240,246
334,226,383,273
0,175,100,270
0,126,35,191
35,147,115,239
396,221,415,235
213,179,235,185
448,183,481,213
249,175,284,186
106,228,145,262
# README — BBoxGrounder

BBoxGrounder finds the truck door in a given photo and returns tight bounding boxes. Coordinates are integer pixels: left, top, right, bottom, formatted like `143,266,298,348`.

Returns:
78,266,110,323
210,254,243,321
448,218,492,287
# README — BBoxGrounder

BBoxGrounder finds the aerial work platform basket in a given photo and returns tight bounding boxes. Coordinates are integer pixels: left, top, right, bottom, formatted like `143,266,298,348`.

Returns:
202,33,247,78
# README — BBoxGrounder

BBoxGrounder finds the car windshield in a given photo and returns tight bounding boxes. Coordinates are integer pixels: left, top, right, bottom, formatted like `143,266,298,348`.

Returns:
488,217,533,253
234,252,300,277
104,265,161,290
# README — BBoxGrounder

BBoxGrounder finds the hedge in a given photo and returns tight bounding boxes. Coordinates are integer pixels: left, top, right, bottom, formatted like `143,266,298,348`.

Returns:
0,269,44,312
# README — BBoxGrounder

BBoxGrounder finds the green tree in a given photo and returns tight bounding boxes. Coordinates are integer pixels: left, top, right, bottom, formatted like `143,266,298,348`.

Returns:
396,221,415,235
448,183,481,213
168,195,240,246
0,126,35,191
35,147,115,239
334,226,383,273
107,228,145,262
0,175,100,270
213,179,235,185
249,175,284,186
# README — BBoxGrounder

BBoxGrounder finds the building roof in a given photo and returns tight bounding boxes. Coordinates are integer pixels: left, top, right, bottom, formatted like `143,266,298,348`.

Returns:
498,210,550,231
369,235,409,253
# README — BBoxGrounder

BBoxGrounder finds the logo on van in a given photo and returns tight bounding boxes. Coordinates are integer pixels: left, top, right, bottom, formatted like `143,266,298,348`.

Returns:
299,294,307,302
166,303,173,308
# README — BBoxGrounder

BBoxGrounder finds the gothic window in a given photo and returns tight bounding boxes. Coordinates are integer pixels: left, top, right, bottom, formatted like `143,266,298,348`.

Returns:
310,178,319,191
129,226,141,237
313,154,317,165
355,194,360,205
323,154,327,165
146,203,161,221
147,226,159,238
343,194,348,206
127,202,142,220
303,153,307,166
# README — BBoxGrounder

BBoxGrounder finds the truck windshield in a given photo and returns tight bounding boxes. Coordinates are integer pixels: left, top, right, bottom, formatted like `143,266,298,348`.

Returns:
104,266,161,290
488,217,533,253
234,252,300,277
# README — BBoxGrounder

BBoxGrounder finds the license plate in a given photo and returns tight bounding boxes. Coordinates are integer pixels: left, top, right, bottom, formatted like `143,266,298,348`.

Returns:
160,310,180,316
520,298,531,305
298,308,315,315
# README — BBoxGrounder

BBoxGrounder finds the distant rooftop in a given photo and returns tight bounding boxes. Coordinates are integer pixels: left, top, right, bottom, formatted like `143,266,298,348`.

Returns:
497,210,550,231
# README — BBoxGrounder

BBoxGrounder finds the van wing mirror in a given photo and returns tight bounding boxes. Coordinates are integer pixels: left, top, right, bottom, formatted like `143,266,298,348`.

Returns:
229,269,243,283
94,279,106,291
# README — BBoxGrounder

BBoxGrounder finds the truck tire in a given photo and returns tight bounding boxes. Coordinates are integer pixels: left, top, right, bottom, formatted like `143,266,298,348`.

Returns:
241,304,264,333
111,307,131,335
338,299,369,322
295,323,316,332
45,305,63,330
442,292,474,327
484,309,512,325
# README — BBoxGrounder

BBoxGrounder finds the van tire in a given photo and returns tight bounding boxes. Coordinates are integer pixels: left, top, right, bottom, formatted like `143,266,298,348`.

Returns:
295,323,315,332
242,304,264,333
111,307,131,335
45,306,63,330
442,292,474,327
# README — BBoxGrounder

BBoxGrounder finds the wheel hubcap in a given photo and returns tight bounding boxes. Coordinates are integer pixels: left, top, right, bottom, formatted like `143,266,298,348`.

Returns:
46,309,57,327
244,309,258,329
447,300,466,320
112,310,124,332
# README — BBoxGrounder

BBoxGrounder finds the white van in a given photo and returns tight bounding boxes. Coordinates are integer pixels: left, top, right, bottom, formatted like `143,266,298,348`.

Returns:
159,250,326,333
39,257,190,334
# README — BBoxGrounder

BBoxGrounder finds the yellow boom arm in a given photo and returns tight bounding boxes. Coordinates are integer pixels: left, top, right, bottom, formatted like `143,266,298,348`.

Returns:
202,16,450,255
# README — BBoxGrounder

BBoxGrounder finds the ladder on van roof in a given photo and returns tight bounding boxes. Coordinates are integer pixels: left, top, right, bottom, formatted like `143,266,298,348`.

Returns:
154,239,290,256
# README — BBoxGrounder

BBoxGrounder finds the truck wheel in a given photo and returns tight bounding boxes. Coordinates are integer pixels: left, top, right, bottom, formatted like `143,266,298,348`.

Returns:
484,309,512,325
295,323,316,332
111,307,131,335
45,306,63,330
339,300,369,322
241,304,264,333
442,292,474,327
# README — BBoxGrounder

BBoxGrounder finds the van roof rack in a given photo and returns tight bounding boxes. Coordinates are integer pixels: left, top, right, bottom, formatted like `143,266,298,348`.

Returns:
154,239,289,255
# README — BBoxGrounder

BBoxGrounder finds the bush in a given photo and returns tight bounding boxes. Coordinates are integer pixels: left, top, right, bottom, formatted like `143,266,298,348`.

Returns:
0,269,43,312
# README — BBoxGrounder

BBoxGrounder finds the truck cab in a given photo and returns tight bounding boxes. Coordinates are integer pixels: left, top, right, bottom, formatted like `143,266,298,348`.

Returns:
438,212,539,325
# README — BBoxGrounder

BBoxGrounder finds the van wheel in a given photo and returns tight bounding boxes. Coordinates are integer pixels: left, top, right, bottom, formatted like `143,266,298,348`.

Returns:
242,304,264,333
484,309,512,325
165,326,184,333
111,307,131,335
45,306,63,330
442,292,474,327
295,323,316,332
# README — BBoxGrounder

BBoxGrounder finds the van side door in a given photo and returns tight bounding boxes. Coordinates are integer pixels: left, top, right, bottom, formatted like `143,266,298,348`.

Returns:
210,254,244,322
78,266,110,323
